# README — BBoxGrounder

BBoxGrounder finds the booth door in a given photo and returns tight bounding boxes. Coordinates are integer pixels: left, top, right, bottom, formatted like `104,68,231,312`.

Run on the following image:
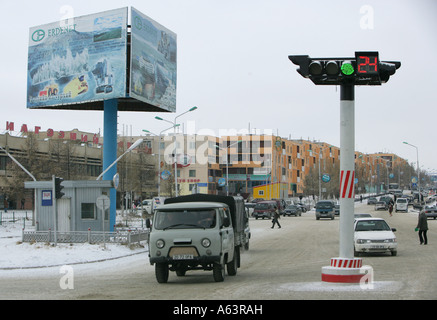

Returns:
57,198,71,232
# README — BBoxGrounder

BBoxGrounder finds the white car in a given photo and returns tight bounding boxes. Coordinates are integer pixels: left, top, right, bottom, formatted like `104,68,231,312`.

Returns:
354,218,397,256
395,198,408,212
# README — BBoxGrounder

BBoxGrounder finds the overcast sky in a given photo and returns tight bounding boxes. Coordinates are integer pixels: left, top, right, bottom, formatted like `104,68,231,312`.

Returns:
1,0,436,173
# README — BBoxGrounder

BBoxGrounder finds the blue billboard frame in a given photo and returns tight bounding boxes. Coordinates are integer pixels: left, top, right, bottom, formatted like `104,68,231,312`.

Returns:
27,8,128,109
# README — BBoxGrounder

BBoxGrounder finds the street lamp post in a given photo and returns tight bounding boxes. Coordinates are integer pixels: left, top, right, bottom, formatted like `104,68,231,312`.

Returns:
403,141,421,205
143,124,180,197
155,106,198,197
216,140,242,196
96,138,144,181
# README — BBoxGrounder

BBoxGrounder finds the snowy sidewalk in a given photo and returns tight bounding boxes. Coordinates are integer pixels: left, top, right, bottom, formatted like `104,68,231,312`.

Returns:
0,224,148,270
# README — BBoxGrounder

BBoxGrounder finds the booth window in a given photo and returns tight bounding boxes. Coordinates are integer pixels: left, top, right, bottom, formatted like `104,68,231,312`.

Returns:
81,203,96,219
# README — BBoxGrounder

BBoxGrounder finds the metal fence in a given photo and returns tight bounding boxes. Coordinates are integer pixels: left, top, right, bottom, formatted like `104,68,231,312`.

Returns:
0,210,32,227
22,228,149,245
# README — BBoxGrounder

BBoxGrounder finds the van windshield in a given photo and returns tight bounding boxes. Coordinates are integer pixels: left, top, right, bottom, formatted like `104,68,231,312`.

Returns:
255,203,271,210
316,202,333,209
153,209,217,230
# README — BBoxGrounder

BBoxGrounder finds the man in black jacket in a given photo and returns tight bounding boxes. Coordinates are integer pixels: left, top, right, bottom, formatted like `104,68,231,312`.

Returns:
417,210,429,245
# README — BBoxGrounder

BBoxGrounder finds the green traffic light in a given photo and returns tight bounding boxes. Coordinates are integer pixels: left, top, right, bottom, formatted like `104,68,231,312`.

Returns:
341,62,354,76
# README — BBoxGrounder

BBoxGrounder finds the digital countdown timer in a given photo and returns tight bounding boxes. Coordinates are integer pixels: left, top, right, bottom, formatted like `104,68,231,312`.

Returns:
355,52,379,75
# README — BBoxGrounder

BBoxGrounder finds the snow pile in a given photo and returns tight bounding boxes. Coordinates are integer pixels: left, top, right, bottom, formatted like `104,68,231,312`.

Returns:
0,224,147,270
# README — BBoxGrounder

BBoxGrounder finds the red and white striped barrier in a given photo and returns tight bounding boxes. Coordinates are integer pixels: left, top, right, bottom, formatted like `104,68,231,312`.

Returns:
330,258,362,268
322,257,370,283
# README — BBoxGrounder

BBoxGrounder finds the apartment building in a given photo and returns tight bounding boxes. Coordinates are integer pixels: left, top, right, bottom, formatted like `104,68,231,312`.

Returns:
1,127,410,209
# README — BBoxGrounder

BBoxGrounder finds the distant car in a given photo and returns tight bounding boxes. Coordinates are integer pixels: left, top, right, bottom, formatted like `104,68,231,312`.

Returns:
354,218,397,256
140,199,153,214
380,196,394,206
253,201,276,219
283,205,302,217
315,200,335,220
367,197,377,205
354,213,372,220
375,201,388,211
395,198,408,212
334,204,340,215
295,203,308,212
423,206,437,219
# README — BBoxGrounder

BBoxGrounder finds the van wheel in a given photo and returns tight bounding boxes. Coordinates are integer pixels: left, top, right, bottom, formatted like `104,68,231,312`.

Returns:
227,247,239,276
213,261,225,282
155,263,169,283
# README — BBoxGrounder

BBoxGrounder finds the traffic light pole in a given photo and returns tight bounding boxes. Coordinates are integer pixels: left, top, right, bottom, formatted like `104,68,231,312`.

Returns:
52,175,57,246
321,83,372,283
289,52,400,283
339,83,355,259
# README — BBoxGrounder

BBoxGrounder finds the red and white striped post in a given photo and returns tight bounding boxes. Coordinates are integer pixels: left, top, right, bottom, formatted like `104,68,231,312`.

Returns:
321,83,369,283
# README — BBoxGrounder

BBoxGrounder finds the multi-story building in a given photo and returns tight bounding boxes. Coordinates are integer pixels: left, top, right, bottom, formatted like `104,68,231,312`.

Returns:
1,124,413,209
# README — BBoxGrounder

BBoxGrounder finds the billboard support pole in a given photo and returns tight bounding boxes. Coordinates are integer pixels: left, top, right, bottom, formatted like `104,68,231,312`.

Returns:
103,99,118,232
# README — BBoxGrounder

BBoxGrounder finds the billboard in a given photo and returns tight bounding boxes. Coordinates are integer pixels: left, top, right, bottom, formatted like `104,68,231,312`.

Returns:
130,7,177,112
27,8,128,109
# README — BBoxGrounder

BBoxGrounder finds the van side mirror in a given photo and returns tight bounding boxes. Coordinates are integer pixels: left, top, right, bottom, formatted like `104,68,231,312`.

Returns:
391,228,396,232
222,216,230,228
146,218,151,229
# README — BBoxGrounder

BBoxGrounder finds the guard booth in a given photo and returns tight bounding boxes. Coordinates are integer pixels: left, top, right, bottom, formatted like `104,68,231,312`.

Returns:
25,180,113,232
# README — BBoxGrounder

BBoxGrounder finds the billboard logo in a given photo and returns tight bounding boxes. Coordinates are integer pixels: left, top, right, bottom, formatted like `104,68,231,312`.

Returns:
32,29,46,42
134,16,143,30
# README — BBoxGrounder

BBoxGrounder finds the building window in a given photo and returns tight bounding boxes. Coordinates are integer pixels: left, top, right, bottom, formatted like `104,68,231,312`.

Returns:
81,203,96,219
189,170,196,177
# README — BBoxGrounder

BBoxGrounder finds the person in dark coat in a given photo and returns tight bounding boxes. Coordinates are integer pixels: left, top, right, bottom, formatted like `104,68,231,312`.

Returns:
416,210,429,245
271,206,281,229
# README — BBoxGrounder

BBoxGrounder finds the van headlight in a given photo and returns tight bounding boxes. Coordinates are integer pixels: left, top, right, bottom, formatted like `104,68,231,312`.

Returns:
156,239,165,249
201,238,211,248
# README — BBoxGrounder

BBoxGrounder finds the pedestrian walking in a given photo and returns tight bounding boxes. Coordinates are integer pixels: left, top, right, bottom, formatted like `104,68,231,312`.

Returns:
271,206,281,229
388,203,393,216
416,210,428,245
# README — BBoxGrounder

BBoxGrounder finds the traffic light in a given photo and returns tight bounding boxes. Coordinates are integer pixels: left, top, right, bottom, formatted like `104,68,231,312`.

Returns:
288,52,400,85
54,177,65,199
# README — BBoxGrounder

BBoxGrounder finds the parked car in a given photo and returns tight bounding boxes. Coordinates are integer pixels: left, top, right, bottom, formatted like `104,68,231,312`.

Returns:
283,205,302,217
375,201,388,211
380,196,394,206
367,197,377,205
253,201,276,219
354,218,397,256
423,206,437,219
395,198,408,212
139,199,153,214
296,202,309,212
